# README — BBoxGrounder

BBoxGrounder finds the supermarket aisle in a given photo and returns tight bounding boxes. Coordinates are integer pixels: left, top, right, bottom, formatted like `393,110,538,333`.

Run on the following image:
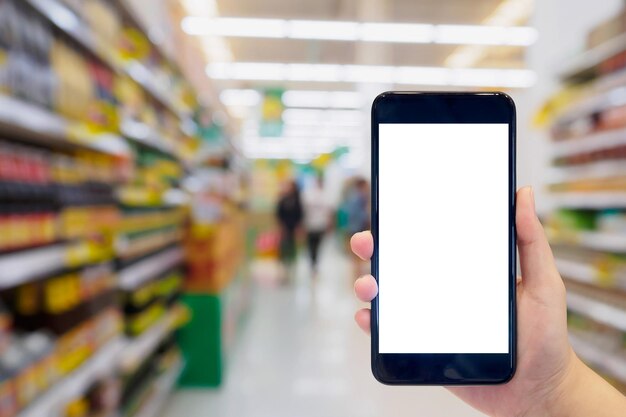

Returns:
163,238,484,417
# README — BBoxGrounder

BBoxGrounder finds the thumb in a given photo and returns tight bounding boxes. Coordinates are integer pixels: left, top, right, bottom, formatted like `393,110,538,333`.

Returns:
516,187,562,293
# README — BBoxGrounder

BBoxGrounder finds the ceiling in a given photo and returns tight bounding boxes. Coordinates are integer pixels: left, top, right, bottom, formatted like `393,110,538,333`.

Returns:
211,0,529,91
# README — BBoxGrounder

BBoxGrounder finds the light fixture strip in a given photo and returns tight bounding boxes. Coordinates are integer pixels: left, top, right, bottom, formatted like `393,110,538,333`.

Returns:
207,62,536,88
182,17,538,46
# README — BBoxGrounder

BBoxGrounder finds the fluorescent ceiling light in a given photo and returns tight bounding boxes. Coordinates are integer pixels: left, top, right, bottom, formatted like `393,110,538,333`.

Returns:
207,62,536,88
182,17,287,38
221,89,363,109
243,126,363,140
287,64,341,82
435,25,537,46
282,90,362,108
361,23,434,43
220,89,261,107
288,20,359,41
182,17,538,47
282,109,363,124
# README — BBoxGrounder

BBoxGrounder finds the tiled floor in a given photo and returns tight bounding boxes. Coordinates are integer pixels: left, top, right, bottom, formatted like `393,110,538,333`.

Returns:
163,237,484,417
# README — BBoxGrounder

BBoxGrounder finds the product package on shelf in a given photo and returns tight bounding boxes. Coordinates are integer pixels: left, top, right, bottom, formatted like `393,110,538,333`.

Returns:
539,6,626,394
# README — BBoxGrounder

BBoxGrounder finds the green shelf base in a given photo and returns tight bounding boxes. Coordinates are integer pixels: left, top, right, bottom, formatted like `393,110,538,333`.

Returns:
177,293,223,387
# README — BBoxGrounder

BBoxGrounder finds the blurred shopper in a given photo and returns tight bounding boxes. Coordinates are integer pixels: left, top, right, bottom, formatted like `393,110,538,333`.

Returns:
276,180,303,275
302,174,331,276
345,177,370,276
346,178,370,235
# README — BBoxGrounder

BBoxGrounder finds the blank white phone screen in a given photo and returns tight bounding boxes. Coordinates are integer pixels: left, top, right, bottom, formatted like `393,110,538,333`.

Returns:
378,123,509,354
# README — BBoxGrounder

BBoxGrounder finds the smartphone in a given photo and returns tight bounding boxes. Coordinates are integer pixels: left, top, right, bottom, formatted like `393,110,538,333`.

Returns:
370,92,516,385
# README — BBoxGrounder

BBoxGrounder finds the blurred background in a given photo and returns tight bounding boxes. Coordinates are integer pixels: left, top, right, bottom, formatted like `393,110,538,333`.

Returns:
0,0,625,416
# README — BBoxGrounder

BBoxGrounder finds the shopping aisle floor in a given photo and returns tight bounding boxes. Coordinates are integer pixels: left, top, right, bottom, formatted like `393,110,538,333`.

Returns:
163,237,484,417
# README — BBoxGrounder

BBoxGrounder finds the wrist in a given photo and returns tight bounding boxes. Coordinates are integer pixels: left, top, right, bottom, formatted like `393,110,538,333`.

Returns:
541,350,585,417
529,350,626,417
522,348,582,417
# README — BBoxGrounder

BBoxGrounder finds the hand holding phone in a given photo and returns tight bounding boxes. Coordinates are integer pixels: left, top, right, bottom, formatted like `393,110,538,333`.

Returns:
353,187,626,416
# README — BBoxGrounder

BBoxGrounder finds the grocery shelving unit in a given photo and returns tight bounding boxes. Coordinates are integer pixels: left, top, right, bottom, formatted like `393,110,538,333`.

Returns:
543,10,626,393
18,338,125,417
0,0,203,414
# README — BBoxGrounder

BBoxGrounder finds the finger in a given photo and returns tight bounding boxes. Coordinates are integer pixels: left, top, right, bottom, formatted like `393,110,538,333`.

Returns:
516,186,561,291
355,308,371,334
350,231,373,260
354,275,378,302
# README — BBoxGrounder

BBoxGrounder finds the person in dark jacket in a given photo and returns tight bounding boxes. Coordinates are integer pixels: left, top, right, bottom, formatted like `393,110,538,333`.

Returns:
276,180,303,268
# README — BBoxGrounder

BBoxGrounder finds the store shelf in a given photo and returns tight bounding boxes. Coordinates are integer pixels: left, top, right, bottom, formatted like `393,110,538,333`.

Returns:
552,192,626,208
567,292,626,332
124,61,189,121
117,228,183,261
559,32,626,83
120,118,180,159
119,310,180,373
549,160,626,184
24,0,111,66
0,95,129,156
556,258,597,285
24,0,189,121
554,84,626,126
117,187,189,208
553,231,626,253
0,244,69,289
552,128,626,159
111,0,175,65
118,247,184,290
569,333,626,383
19,337,125,417
132,359,184,417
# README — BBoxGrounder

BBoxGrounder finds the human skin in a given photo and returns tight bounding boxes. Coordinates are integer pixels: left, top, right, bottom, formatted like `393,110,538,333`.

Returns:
350,186,626,417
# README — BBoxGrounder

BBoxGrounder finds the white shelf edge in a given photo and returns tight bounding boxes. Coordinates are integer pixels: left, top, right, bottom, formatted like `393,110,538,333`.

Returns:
118,247,184,290
132,359,184,417
569,333,626,383
551,128,626,159
548,160,626,184
120,311,178,372
554,232,626,252
556,258,597,284
0,95,130,156
19,337,125,417
578,231,626,252
117,229,182,260
0,244,69,289
567,292,626,332
120,118,179,159
559,32,626,81
552,193,626,209
557,256,626,290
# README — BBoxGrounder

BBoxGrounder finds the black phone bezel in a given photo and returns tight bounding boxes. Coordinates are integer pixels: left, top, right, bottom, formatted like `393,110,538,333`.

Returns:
370,91,517,385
